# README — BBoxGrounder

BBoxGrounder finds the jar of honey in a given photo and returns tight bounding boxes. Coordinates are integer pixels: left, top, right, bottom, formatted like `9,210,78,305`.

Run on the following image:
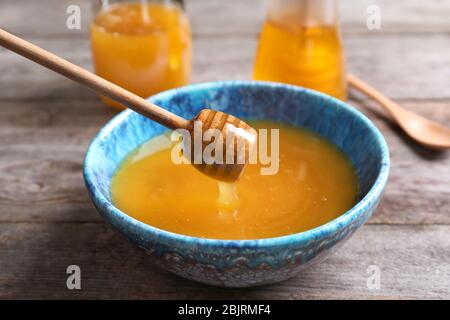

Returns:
90,0,192,109
253,0,347,100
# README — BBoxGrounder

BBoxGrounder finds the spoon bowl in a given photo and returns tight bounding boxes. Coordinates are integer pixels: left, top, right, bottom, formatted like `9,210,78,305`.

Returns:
388,102,450,150
348,74,450,150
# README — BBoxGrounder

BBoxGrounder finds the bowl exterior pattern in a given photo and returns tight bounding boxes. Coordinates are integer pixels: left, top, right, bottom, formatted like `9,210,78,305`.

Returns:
84,81,389,287
94,199,379,287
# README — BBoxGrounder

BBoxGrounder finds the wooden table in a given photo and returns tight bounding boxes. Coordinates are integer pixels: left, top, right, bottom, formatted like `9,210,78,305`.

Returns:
1,0,449,299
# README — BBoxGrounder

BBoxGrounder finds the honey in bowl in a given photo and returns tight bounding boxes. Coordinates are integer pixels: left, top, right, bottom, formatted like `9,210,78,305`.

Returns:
111,121,358,240
90,2,192,109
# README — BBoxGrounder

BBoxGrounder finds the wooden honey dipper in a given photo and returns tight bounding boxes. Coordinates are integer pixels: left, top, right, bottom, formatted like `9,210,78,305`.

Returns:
0,28,257,182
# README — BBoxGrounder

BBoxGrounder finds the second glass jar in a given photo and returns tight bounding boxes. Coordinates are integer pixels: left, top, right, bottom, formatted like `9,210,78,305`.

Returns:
253,0,347,100
90,0,192,109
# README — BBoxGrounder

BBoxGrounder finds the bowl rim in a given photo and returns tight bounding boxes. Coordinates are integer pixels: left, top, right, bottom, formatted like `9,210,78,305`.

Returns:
84,80,390,249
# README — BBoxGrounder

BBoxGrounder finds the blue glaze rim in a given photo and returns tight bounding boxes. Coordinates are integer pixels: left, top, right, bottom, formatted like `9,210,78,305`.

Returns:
84,80,390,249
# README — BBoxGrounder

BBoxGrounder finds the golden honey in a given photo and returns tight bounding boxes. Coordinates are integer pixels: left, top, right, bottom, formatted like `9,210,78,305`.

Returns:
253,20,347,100
111,121,358,240
90,2,192,109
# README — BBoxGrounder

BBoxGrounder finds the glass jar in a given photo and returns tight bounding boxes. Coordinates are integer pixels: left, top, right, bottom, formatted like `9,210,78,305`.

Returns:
253,0,347,100
90,0,192,109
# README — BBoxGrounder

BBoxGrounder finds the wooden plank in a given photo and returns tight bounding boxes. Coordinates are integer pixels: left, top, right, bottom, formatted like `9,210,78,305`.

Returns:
1,0,450,37
0,223,448,299
350,98,450,225
340,0,450,33
0,0,91,37
0,99,114,223
1,33,450,100
189,0,450,35
0,37,93,101
0,99,449,224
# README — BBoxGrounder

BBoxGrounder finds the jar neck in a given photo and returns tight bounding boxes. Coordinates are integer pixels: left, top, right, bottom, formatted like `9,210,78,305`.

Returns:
267,0,339,28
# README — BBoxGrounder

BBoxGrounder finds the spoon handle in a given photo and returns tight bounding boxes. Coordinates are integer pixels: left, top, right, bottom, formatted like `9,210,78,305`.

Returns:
347,73,403,119
0,28,190,130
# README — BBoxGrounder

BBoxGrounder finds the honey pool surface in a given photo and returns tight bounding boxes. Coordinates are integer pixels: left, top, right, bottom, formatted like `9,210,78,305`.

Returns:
111,122,358,240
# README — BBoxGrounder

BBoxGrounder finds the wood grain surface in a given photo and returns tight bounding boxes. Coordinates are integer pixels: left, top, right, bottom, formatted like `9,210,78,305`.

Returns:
0,0,449,299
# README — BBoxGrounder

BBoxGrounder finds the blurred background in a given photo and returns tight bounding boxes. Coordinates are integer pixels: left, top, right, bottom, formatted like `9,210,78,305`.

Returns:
1,0,449,101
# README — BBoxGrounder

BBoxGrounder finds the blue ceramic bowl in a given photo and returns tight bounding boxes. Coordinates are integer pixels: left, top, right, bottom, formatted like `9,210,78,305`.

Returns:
84,81,389,287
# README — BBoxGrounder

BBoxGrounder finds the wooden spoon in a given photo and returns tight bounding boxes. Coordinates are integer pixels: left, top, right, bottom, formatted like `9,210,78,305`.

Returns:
0,28,257,182
348,74,450,150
